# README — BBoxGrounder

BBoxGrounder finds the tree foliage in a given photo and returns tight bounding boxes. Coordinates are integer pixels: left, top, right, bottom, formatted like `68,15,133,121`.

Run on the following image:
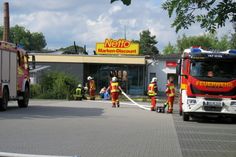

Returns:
162,0,236,33
30,32,47,51
0,25,46,51
163,42,178,54
176,33,231,52
114,0,236,33
59,45,88,55
230,23,236,48
139,30,159,56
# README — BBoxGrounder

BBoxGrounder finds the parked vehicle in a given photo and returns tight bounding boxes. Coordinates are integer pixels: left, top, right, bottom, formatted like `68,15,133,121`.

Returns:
0,41,30,111
177,47,236,121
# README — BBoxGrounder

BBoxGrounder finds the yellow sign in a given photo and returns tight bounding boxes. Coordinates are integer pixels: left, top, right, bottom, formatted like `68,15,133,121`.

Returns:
96,39,139,55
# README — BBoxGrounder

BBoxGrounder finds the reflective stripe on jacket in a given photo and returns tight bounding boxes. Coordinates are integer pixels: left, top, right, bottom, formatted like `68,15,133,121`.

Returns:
167,83,175,97
148,83,157,96
111,82,120,93
76,88,82,97
89,80,96,90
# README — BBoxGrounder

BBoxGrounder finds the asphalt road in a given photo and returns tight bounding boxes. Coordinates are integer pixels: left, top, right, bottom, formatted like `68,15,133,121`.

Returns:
0,100,235,157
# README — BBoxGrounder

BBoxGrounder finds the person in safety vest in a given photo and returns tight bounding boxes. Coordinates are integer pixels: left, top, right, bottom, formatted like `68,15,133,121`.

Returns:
147,77,158,111
87,76,96,100
165,77,175,113
107,77,122,108
75,84,83,100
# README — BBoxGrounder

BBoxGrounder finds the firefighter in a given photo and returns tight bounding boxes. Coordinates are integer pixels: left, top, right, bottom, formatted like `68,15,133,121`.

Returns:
147,77,158,111
107,77,121,108
87,76,96,100
75,84,83,100
207,70,214,77
165,77,175,113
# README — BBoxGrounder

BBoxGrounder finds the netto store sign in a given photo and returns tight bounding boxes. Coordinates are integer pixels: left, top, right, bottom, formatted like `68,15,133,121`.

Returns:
96,39,139,55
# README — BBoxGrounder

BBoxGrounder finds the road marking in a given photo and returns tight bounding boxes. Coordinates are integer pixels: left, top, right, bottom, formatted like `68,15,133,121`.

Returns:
0,152,77,157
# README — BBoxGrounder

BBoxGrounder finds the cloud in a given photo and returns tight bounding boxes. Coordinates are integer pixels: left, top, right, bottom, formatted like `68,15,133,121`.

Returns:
1,0,234,53
108,5,122,15
80,14,118,44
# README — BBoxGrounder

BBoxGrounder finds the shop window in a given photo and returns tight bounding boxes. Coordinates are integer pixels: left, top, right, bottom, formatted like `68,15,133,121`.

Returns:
149,73,156,82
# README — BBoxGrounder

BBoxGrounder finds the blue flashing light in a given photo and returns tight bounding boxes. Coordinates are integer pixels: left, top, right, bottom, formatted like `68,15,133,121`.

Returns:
229,49,236,54
191,48,202,54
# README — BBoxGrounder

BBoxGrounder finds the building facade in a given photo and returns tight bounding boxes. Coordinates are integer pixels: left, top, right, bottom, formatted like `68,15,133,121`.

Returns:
30,53,180,95
30,54,146,95
147,54,180,93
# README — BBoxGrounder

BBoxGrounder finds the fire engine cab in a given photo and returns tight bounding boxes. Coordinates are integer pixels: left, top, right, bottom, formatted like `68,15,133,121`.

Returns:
0,41,30,111
178,47,236,121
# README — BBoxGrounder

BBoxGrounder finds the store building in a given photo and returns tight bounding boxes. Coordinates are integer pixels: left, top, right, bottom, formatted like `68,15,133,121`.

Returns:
147,53,181,93
29,39,181,95
30,54,146,95
30,53,181,95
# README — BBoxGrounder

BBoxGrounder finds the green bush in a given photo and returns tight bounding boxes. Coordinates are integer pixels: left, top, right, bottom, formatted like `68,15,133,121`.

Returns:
30,71,78,99
30,84,41,98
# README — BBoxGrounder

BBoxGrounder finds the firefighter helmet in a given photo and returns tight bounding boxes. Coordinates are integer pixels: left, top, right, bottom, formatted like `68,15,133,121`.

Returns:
112,77,117,82
151,77,157,83
87,76,92,80
78,84,82,88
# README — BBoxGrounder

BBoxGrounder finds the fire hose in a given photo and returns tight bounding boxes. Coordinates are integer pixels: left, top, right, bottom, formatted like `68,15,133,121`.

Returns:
120,88,151,111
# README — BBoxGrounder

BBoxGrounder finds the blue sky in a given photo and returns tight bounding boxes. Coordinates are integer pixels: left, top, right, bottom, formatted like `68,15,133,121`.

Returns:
1,0,233,53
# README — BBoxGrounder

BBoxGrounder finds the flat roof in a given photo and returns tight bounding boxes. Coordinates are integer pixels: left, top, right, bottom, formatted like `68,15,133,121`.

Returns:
29,54,146,65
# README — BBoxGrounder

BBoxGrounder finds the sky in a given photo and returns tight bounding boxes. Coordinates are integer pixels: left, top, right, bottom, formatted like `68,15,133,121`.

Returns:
0,0,234,54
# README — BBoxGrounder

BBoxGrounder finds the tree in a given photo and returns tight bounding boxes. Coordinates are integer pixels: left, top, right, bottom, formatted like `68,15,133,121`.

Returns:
60,45,88,54
177,34,215,52
139,30,159,56
113,0,236,33
214,35,231,51
176,33,231,52
30,32,47,51
10,25,31,49
230,23,236,48
0,25,47,51
163,42,178,54
162,0,236,33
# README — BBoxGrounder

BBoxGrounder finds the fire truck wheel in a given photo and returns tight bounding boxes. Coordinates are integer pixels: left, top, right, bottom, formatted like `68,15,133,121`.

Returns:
18,85,29,108
183,112,190,121
0,87,9,111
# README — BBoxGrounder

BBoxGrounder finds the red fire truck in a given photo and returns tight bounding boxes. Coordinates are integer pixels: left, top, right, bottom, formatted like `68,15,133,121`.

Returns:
178,47,236,121
0,41,30,111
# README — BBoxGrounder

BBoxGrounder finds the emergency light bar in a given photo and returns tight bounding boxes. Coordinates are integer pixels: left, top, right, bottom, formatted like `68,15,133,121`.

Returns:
218,49,236,55
190,47,211,54
191,48,201,53
229,50,236,54
184,47,236,57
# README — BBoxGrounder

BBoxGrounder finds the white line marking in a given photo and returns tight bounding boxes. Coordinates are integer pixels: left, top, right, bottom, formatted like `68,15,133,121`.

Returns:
0,152,74,157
